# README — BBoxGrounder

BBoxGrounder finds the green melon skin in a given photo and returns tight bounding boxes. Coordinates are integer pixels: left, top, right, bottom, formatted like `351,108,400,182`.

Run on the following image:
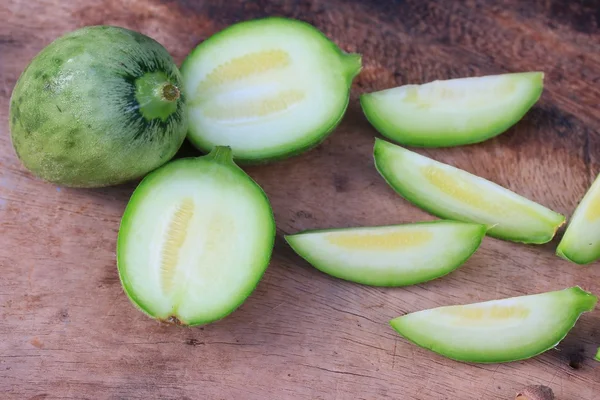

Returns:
9,26,188,188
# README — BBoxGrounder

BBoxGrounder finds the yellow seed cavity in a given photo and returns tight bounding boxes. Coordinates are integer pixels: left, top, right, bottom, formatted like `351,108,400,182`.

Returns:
584,189,600,221
443,304,530,321
196,49,291,93
421,165,548,222
404,84,473,108
159,198,195,294
402,86,422,106
192,213,236,281
422,166,493,211
204,214,235,253
202,89,305,120
326,230,433,250
403,78,517,109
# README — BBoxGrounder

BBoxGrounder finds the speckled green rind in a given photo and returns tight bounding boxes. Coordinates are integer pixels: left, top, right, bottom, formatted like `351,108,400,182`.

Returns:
180,17,361,164
373,139,565,244
390,287,597,364
360,72,543,148
9,26,188,188
595,348,600,362
285,221,486,287
116,147,275,326
556,173,600,265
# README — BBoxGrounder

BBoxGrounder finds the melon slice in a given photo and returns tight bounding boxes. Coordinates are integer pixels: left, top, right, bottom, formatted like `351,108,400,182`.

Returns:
373,139,565,244
390,287,596,363
286,221,486,286
361,72,543,147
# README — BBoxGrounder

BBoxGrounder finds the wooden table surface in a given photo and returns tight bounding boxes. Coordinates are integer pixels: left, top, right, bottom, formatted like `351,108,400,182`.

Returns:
2,0,600,399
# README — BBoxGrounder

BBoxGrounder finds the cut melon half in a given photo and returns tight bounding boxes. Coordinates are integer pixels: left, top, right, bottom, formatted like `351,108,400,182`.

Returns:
116,147,275,326
285,221,486,286
180,17,361,163
360,72,543,147
557,173,600,264
373,139,565,244
390,286,597,363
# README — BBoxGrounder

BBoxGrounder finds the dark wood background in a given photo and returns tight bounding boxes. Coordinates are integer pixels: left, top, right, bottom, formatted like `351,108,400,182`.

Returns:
1,0,599,399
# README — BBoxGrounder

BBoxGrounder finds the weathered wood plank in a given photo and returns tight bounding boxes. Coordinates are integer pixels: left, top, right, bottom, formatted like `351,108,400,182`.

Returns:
1,0,599,399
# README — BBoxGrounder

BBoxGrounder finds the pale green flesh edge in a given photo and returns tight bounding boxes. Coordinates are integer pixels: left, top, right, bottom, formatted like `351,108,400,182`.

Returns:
390,286,597,363
360,72,543,148
285,221,486,287
556,173,600,265
180,17,362,164
595,347,600,362
116,152,276,326
373,139,565,244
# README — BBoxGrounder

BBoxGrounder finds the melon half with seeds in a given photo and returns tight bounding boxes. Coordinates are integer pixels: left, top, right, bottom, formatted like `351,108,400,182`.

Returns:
180,17,362,163
116,147,275,325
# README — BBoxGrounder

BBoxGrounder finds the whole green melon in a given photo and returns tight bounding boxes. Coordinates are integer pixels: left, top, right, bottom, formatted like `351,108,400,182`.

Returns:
9,26,188,188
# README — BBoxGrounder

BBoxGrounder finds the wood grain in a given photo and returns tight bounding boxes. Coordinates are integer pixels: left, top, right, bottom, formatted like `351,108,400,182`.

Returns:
1,0,600,399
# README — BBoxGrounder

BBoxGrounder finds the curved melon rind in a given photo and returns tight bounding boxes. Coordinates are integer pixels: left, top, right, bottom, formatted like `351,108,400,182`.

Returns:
285,221,486,287
373,139,565,244
360,72,543,148
390,286,597,363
